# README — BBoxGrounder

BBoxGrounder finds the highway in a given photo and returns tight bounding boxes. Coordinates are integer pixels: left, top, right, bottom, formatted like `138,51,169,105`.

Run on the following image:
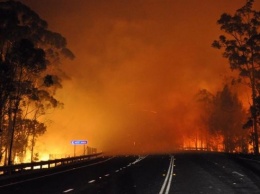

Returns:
0,152,260,194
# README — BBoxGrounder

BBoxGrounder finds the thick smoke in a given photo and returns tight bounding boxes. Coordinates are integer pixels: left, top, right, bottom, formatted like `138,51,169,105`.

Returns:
19,0,258,156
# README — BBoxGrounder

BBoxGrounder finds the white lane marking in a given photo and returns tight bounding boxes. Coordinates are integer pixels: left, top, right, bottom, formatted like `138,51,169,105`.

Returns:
132,155,147,164
63,188,74,193
165,156,174,194
159,156,175,194
0,157,114,188
232,171,244,177
105,174,110,177
88,180,95,183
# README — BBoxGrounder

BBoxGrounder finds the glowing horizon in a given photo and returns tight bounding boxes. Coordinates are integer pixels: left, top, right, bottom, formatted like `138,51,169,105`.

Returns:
16,0,259,157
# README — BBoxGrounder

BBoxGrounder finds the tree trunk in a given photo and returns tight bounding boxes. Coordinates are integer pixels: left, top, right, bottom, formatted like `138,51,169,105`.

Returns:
252,66,259,155
253,113,259,154
7,101,19,166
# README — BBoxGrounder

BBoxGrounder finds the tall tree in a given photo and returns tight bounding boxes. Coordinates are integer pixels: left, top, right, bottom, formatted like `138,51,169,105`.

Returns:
0,1,74,165
212,0,260,154
195,89,215,150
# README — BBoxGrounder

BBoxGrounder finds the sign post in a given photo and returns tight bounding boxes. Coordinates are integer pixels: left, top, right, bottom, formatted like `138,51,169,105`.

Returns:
71,140,88,157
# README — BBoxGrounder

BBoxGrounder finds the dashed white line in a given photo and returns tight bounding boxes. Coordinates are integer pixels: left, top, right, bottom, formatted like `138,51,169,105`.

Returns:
232,171,244,177
132,156,147,164
63,188,74,193
64,156,147,192
0,157,114,188
88,180,96,183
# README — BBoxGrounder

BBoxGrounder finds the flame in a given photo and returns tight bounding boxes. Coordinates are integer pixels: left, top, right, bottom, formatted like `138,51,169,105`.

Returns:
14,0,260,157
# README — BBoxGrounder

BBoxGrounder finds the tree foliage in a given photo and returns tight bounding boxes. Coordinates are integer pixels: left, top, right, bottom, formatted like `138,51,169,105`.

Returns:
212,0,260,154
209,85,248,152
0,1,74,165
197,85,248,153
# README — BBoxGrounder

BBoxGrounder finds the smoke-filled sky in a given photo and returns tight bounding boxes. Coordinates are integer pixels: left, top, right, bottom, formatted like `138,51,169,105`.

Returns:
18,0,259,156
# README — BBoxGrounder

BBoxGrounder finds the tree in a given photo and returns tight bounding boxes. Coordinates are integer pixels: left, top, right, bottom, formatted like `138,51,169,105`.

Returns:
209,85,247,153
212,0,260,154
0,1,74,165
195,89,215,150
197,86,248,153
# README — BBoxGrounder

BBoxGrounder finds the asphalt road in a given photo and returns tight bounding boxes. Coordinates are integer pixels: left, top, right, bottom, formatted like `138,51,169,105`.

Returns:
0,152,260,194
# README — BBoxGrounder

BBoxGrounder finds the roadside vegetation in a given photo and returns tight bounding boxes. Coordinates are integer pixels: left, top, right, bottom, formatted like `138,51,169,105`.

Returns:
0,1,74,165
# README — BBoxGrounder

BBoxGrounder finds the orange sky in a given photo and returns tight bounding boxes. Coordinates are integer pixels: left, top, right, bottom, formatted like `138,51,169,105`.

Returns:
19,0,260,156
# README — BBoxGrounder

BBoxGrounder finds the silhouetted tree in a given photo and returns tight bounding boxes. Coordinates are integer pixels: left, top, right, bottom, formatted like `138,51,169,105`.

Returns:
0,1,74,165
209,85,247,153
195,89,215,150
197,86,248,153
212,0,260,154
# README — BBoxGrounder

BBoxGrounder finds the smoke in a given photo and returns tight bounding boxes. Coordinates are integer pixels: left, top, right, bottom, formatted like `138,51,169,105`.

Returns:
19,0,258,156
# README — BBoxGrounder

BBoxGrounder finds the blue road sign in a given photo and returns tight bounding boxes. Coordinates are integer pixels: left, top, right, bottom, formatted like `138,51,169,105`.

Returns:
71,140,88,145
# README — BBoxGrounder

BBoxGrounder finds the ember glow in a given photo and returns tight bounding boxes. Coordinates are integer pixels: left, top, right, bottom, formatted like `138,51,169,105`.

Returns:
17,0,260,157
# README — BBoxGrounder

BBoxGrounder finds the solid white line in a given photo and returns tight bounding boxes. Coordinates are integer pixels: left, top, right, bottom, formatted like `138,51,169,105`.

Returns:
63,188,74,193
159,156,174,194
165,157,174,194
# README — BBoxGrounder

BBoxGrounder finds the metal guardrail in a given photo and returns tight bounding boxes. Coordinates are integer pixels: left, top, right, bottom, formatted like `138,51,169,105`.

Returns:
0,152,102,175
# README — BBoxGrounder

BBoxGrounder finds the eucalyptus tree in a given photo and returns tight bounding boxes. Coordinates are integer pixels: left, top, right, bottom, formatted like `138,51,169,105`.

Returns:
197,86,247,153
212,0,260,154
0,1,74,165
195,89,215,150
12,117,46,163
209,85,247,153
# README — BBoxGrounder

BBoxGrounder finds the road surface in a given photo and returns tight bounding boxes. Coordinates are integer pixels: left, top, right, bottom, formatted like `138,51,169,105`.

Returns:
0,152,260,193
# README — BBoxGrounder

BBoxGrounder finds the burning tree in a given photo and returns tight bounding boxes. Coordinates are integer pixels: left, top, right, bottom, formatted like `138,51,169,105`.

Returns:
209,85,248,153
0,1,74,165
196,85,248,153
212,0,260,154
